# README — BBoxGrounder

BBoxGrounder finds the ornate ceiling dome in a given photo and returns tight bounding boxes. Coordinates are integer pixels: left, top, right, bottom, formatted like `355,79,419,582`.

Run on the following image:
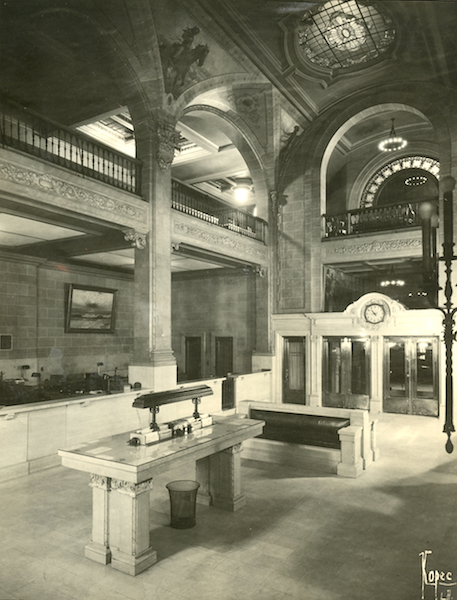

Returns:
297,0,396,70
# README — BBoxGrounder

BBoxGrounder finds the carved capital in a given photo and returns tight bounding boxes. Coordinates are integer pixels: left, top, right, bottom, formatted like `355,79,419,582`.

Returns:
223,443,243,455
89,474,110,490
111,478,154,496
156,120,180,171
123,228,147,249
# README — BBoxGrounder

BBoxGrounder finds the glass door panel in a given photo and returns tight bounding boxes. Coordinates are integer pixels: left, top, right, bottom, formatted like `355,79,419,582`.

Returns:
322,337,370,409
413,339,437,416
384,337,438,416
349,339,370,409
283,337,306,404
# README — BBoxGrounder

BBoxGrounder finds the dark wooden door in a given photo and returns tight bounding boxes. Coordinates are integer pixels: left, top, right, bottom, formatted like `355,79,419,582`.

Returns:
215,337,233,377
185,336,202,381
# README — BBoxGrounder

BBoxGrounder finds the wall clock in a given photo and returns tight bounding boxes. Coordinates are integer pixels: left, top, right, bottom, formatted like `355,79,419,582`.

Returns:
363,302,387,324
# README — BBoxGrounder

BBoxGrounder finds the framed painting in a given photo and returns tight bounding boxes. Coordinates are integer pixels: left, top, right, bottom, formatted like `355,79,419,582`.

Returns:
65,284,118,333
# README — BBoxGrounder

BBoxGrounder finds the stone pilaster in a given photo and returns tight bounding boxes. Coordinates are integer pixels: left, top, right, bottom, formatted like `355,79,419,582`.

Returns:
129,113,178,391
85,475,111,565
108,478,156,576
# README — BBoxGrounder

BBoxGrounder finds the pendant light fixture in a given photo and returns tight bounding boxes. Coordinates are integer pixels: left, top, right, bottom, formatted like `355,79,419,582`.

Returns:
231,178,253,203
378,118,407,152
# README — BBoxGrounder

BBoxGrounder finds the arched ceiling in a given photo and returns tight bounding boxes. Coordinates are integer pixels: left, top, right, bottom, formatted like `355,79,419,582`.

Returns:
0,0,456,276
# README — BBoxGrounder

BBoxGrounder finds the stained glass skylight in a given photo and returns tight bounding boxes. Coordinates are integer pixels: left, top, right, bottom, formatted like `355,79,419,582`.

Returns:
297,0,396,70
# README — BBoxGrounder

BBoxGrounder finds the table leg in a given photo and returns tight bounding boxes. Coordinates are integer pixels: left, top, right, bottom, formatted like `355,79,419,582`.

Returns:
196,443,246,512
108,478,157,576
85,474,111,564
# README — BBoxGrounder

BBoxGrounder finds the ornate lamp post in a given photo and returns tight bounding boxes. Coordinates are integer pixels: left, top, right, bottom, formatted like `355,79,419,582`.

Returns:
421,176,456,452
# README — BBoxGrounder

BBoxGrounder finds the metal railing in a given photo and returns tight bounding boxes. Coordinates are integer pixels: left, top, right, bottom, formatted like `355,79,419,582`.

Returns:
0,98,142,195
323,200,433,238
171,180,267,243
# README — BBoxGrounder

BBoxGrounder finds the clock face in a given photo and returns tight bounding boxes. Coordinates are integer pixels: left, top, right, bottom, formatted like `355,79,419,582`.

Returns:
364,302,386,324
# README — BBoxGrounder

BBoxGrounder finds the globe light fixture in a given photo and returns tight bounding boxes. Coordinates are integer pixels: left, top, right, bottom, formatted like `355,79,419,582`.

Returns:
378,118,407,152
231,178,253,202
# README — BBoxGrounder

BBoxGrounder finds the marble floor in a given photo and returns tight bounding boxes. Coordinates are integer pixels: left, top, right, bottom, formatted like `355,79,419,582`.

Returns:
0,412,457,600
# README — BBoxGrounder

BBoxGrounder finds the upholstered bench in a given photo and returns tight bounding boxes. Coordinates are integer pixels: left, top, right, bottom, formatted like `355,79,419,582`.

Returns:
238,402,379,478
250,409,350,449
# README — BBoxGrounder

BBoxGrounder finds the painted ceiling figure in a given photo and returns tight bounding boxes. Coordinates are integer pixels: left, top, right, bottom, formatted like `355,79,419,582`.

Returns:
160,26,209,98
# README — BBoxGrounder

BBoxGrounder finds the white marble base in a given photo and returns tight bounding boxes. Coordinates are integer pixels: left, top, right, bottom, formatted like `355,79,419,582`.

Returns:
212,493,246,512
337,462,364,478
110,548,157,576
85,541,111,565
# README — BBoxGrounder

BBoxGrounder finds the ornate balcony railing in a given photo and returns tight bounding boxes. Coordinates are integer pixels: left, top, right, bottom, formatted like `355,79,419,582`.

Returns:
323,200,433,238
0,98,142,195
171,180,267,244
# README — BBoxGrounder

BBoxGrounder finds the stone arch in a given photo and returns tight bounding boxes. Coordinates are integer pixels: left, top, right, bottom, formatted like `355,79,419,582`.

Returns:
277,82,455,312
320,102,432,215
178,97,272,221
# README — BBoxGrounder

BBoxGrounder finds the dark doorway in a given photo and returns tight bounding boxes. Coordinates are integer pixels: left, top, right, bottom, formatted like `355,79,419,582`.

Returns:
215,337,233,377
185,336,202,381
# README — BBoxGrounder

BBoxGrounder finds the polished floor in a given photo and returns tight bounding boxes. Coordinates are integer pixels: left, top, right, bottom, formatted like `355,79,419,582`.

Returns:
0,412,456,600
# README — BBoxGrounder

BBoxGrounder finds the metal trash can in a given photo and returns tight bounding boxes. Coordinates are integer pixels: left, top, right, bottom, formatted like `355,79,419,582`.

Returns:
166,480,200,529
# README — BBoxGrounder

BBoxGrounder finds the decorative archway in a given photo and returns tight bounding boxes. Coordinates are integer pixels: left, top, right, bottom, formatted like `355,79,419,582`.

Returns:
360,156,440,207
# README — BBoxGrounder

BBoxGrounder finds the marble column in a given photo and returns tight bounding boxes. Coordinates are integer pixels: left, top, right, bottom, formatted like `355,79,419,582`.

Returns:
129,115,179,391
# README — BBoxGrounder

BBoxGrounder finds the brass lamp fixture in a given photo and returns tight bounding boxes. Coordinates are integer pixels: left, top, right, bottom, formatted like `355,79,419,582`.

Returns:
378,118,407,152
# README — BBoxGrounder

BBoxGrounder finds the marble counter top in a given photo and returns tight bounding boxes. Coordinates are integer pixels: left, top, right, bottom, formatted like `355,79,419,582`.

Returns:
58,415,264,483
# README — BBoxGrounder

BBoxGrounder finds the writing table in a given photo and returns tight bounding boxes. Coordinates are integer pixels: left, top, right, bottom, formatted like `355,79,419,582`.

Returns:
58,415,264,575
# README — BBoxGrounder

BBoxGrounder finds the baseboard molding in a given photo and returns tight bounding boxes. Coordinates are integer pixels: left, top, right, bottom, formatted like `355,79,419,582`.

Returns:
0,453,60,482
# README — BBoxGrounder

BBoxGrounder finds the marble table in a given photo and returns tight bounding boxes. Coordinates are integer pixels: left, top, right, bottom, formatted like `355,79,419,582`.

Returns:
58,415,264,576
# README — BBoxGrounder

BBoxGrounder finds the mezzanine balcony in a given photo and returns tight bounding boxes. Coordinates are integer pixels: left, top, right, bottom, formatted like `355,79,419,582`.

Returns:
323,200,429,238
171,180,268,245
0,97,141,195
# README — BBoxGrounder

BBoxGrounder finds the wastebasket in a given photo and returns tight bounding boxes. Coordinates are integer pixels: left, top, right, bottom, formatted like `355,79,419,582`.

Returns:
166,480,200,529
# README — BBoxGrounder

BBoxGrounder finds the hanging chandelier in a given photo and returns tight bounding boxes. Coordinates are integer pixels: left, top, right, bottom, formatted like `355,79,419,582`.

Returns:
380,266,405,288
378,118,407,152
405,175,428,186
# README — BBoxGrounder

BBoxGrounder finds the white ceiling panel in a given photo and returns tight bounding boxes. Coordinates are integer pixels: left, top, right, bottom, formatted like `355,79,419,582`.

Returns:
0,213,85,246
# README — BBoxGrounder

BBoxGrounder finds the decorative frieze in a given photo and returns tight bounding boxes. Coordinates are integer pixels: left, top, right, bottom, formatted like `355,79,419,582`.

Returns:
328,238,421,255
0,159,147,226
174,221,267,262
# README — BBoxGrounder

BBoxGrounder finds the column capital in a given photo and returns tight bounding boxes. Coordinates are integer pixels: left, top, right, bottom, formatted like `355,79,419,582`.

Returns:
89,474,110,490
155,119,181,171
123,228,147,249
111,478,154,497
